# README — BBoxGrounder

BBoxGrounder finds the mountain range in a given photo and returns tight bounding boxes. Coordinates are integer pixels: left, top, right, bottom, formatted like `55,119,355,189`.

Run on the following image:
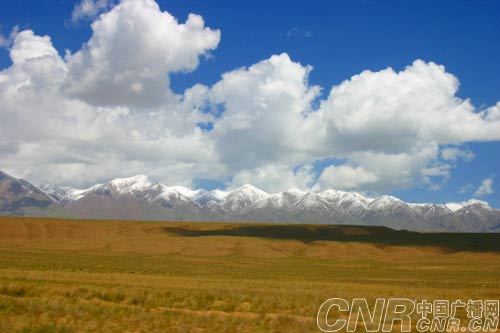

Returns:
1,170,499,232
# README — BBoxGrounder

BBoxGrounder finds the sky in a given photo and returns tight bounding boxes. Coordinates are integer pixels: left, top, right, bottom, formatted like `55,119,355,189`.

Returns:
0,0,499,207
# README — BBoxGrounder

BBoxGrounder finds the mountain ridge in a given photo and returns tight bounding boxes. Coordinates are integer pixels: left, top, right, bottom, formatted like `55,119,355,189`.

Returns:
1,171,499,232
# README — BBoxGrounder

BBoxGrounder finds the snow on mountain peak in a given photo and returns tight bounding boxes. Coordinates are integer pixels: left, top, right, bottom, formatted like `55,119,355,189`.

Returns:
318,189,344,198
318,189,371,202
280,188,307,205
4,169,500,232
110,175,157,191
210,189,229,199
30,173,498,218
368,195,405,210
284,187,307,196
445,199,491,212
230,184,269,198
40,184,73,201
221,184,270,210
162,186,200,199
299,193,333,211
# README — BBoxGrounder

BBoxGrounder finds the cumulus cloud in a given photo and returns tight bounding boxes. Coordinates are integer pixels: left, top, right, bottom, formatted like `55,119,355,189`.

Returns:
308,60,500,191
210,57,500,192
318,60,500,152
65,0,220,107
316,165,377,190
208,53,322,171
474,178,494,197
229,164,315,193
0,0,220,187
9,30,62,65
0,0,500,194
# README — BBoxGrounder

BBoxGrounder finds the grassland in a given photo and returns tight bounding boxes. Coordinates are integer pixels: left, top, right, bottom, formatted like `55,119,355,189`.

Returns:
0,216,499,332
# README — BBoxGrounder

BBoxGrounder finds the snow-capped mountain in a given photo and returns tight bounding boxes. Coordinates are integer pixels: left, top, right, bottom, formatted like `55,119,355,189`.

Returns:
1,170,499,232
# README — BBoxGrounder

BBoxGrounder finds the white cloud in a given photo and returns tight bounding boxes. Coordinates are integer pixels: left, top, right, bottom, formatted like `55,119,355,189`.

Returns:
286,27,314,39
486,102,500,121
208,53,322,172
229,164,314,193
71,0,115,22
343,143,444,191
441,147,475,162
208,57,500,192
317,165,377,190
0,2,221,188
0,0,500,194
318,60,500,153
310,60,500,191
0,26,19,49
474,178,494,197
9,30,62,65
65,0,220,107
445,199,490,211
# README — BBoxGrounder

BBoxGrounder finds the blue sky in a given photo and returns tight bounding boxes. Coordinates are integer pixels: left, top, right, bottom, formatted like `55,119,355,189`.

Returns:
0,0,499,206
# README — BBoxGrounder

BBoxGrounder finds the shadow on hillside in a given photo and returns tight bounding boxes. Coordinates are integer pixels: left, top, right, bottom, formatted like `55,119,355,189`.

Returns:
163,225,500,253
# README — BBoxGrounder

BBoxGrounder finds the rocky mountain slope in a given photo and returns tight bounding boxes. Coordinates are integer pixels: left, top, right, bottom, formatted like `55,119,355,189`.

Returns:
1,171,499,232
0,171,55,213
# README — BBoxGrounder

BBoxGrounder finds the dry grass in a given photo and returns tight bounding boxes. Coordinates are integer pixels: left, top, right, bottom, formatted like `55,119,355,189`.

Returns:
0,216,499,332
